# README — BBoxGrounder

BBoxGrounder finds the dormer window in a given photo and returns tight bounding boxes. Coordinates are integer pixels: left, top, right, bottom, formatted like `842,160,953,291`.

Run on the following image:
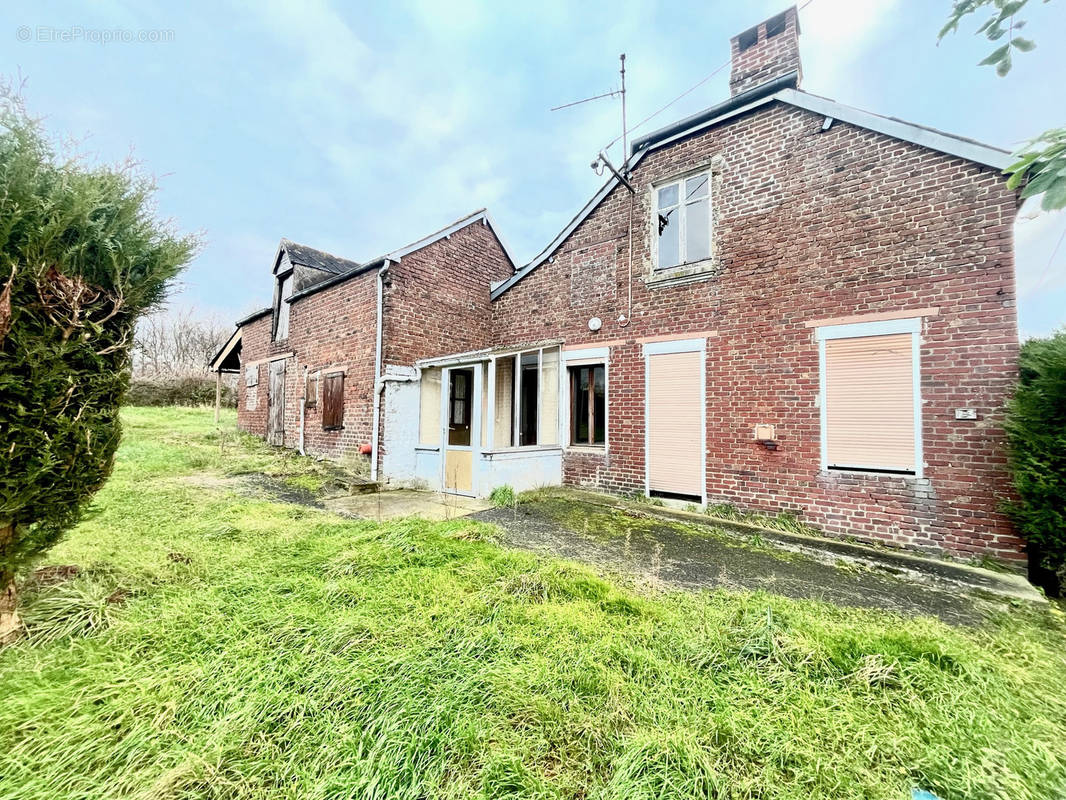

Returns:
655,171,712,270
274,272,293,341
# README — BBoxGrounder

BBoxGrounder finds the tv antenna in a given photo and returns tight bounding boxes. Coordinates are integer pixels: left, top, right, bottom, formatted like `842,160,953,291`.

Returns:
551,53,633,189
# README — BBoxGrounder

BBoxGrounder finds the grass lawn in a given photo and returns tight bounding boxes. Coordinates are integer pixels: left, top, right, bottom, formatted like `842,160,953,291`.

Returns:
2,407,1065,800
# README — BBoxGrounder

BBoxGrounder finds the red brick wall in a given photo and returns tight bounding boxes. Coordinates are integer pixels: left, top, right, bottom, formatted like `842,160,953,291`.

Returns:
384,219,514,365
491,102,1024,564
237,219,513,470
379,219,513,470
236,271,379,464
236,313,271,437
287,272,379,460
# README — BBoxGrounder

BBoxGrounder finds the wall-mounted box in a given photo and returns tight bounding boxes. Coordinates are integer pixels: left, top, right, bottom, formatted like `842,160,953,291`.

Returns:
954,408,978,421
754,424,776,441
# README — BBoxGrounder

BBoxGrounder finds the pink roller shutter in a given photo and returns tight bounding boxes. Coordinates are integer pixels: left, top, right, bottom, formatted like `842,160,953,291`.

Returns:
647,351,703,496
824,333,915,471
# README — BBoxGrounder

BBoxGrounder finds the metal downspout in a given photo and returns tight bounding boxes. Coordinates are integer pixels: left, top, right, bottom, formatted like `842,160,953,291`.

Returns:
299,365,307,455
370,259,389,481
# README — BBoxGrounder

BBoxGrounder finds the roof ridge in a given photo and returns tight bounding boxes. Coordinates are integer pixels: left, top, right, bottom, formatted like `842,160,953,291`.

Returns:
491,84,1012,302
384,207,490,260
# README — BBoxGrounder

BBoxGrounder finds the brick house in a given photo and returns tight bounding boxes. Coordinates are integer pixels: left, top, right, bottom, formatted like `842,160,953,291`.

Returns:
214,6,1026,565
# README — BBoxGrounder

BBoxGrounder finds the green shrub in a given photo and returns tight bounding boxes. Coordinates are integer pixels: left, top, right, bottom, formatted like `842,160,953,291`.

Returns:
126,375,236,407
0,89,195,640
489,484,517,508
1005,331,1066,594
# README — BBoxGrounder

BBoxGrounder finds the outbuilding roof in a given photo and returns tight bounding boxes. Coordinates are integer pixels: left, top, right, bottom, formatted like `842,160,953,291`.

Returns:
279,240,361,275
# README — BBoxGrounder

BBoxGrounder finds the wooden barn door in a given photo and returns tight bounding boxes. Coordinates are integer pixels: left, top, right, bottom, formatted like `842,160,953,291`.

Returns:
267,359,286,446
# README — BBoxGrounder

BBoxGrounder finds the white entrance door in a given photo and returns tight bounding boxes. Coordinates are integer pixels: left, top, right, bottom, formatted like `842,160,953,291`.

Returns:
644,339,705,501
441,366,482,495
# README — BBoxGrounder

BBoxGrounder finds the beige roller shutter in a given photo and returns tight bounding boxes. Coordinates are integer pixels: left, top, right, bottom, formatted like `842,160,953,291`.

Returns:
647,351,703,497
824,333,915,471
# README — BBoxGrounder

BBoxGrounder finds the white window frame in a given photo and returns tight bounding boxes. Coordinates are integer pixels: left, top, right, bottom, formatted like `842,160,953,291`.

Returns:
653,170,712,271
561,347,609,450
479,346,565,453
816,317,923,478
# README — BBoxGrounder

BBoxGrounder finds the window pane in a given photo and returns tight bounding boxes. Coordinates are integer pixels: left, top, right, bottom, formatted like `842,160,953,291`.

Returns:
448,368,472,446
592,366,606,444
658,207,680,269
686,198,711,262
657,184,678,208
519,363,538,446
539,348,559,446
685,174,709,200
481,363,490,448
494,357,514,448
571,367,590,444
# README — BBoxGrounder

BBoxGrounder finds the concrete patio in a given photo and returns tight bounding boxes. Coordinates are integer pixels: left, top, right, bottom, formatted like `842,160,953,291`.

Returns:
323,489,492,522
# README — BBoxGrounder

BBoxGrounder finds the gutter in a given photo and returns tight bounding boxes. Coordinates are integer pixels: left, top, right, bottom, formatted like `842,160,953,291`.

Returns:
629,70,799,153
369,259,390,481
234,306,272,327
286,259,383,305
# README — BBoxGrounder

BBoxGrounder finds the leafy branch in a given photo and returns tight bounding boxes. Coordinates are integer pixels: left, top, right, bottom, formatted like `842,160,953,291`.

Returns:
939,0,1041,76
940,0,1062,210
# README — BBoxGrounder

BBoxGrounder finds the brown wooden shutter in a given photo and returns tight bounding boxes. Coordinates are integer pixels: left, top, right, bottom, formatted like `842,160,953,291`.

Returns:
824,333,915,471
322,372,344,430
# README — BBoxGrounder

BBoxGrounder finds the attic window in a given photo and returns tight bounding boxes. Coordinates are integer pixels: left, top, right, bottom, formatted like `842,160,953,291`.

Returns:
737,26,758,51
766,12,787,38
273,272,293,341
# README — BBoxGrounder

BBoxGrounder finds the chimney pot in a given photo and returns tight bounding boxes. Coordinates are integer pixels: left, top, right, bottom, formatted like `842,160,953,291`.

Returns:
729,6,803,97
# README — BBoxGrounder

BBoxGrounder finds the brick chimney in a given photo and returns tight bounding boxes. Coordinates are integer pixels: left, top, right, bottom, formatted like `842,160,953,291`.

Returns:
729,6,802,97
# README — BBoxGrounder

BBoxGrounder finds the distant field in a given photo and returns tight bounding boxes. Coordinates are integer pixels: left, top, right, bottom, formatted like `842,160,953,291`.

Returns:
1,407,1064,800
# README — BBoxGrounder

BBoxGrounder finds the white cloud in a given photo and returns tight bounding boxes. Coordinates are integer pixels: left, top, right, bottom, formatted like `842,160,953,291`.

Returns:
799,0,901,96
237,0,524,259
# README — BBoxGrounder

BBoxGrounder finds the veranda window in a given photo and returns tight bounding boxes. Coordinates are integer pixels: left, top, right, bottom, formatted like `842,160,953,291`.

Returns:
492,347,560,449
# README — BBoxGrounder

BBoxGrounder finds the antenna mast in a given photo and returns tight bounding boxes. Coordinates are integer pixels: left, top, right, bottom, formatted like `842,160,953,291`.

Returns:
550,53,630,177
620,53,627,174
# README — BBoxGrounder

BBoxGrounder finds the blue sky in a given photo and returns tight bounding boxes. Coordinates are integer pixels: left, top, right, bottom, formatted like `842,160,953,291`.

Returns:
3,0,1064,337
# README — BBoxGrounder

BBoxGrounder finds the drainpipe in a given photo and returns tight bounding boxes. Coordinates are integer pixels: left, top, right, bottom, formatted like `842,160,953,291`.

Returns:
370,259,390,481
299,365,307,455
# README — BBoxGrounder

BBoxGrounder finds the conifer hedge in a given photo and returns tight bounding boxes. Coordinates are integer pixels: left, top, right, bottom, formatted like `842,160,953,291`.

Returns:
1005,331,1066,595
0,91,196,640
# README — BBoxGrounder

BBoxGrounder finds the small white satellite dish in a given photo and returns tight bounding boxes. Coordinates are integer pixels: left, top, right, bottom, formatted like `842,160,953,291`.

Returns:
588,317,602,331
